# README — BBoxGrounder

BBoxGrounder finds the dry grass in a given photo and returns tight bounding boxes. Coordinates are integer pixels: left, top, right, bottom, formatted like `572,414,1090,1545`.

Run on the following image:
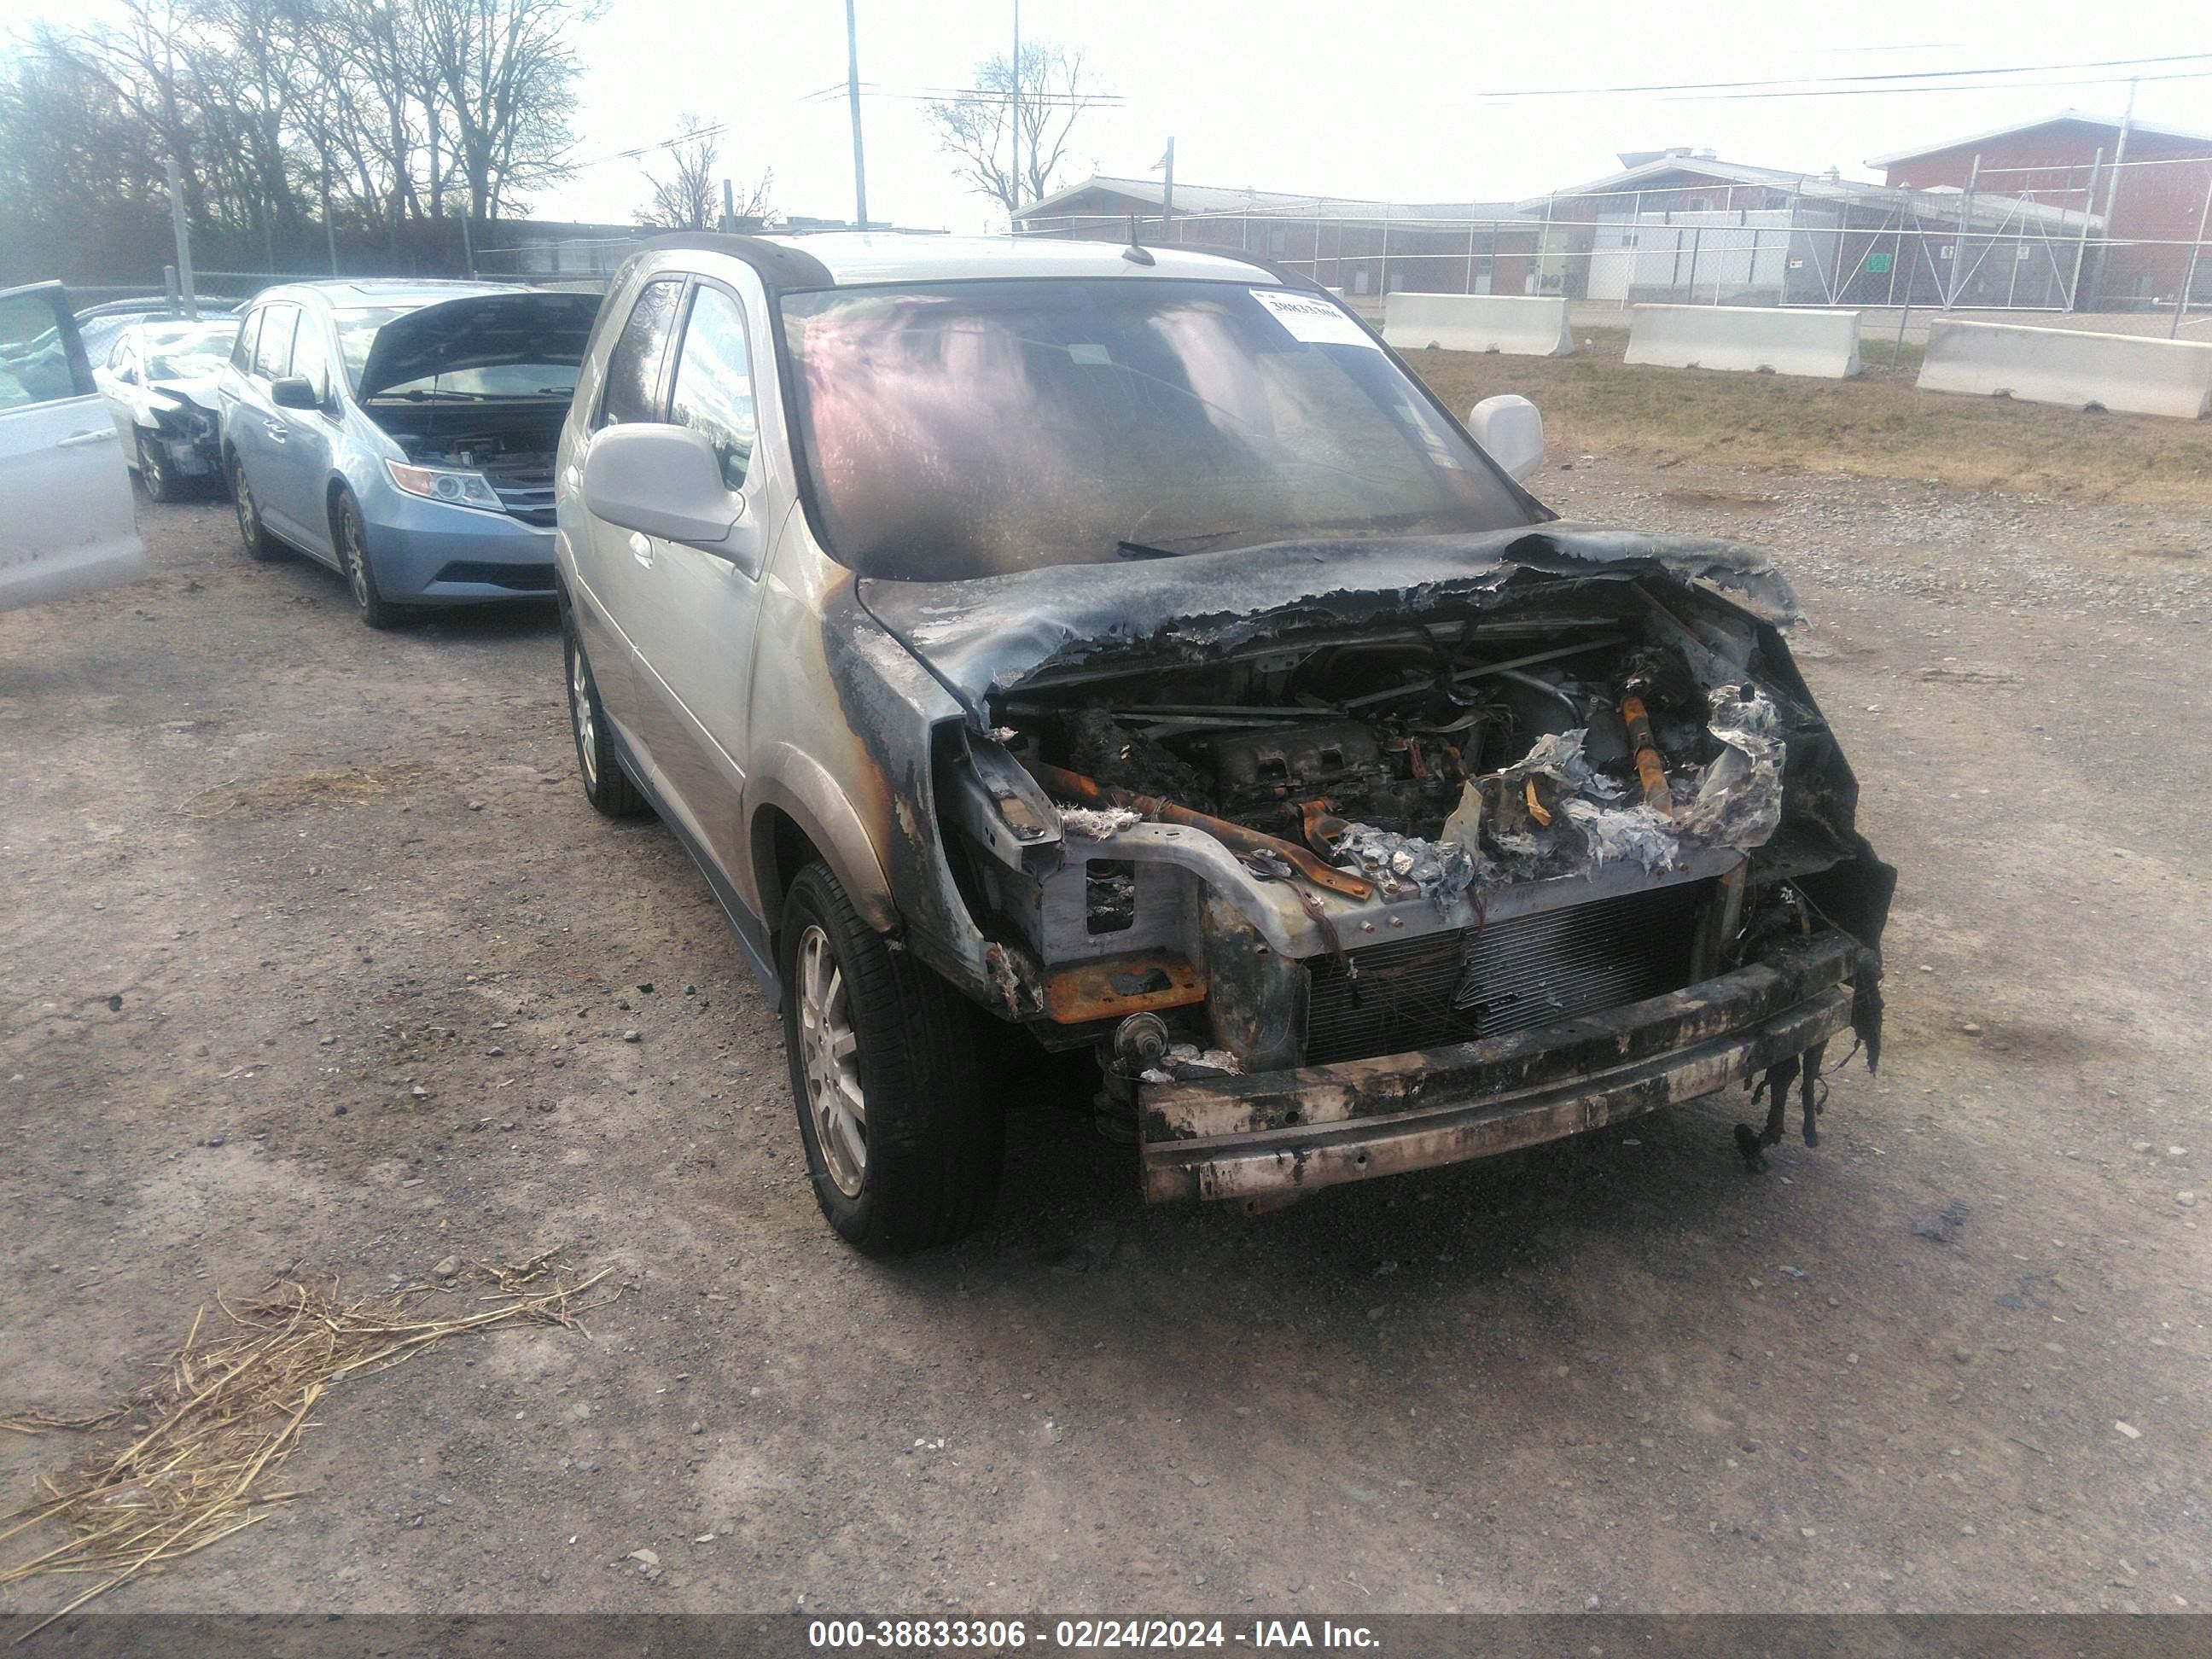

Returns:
184,760,439,820
0,1253,611,1639
1408,341,2212,507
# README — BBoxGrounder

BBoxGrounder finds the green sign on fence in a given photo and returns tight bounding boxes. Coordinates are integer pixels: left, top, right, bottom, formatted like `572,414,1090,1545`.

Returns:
1866,253,1893,274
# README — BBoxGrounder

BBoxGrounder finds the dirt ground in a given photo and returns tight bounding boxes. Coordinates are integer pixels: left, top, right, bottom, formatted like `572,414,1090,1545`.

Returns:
3,424,2209,1620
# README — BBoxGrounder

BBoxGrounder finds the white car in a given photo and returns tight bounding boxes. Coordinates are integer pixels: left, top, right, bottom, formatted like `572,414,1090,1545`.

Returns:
96,316,238,502
0,282,146,610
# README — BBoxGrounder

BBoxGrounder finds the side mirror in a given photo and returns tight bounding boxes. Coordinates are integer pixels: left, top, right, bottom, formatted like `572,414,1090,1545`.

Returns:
1468,393,1544,482
583,423,746,554
270,375,319,410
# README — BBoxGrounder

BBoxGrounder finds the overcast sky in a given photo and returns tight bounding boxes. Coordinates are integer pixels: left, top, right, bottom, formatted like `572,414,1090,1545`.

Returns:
542,0,2209,231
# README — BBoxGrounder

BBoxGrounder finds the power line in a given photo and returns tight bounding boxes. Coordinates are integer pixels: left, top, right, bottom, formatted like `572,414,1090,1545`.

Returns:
1455,48,2212,101
1679,67,2212,102
564,122,733,172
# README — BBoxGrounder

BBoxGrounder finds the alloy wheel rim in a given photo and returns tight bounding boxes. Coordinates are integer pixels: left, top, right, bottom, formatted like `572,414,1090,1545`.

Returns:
234,470,255,542
141,436,164,498
796,924,866,1196
569,645,598,785
342,510,370,609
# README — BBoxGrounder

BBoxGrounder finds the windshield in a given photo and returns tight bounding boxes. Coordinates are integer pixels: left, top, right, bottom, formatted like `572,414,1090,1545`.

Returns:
143,323,238,381
780,279,1534,580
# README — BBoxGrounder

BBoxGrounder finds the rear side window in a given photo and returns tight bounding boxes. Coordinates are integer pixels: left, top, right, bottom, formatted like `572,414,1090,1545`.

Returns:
232,309,262,371
667,286,756,490
0,288,90,410
254,306,298,379
597,277,683,428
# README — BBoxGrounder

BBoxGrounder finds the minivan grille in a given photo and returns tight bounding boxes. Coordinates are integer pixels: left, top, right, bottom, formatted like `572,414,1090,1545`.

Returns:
1302,881,1710,1066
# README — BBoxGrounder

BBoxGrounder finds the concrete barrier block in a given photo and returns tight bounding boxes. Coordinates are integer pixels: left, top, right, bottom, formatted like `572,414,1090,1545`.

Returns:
1917,320,2212,419
1382,294,1575,358
1624,305,1861,378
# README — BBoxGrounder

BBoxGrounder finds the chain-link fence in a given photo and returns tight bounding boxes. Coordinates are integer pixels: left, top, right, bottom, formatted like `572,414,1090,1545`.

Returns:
1018,154,2212,329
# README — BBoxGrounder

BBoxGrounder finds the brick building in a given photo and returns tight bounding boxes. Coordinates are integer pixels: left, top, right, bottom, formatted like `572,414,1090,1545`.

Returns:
1871,111,2212,307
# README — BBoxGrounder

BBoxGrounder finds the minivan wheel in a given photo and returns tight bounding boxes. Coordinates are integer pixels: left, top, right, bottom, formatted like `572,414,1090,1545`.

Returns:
779,862,1004,1256
333,489,401,629
230,454,282,561
562,619,649,818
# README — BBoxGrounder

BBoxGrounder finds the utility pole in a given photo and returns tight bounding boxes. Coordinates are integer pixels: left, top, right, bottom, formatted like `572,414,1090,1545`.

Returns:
1009,0,1021,225
844,0,869,230
1161,136,1175,236
165,158,199,320
722,177,736,232
321,163,338,275
2095,78,2139,311
2173,172,2212,338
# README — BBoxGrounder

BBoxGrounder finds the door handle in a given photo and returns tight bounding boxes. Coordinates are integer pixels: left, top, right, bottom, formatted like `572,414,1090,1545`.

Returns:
264,421,288,443
56,428,119,449
562,464,579,491
628,531,654,568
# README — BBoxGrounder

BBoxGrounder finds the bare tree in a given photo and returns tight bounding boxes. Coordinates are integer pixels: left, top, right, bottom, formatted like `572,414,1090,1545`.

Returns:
635,117,717,230
633,119,773,230
924,43,1102,217
417,0,597,220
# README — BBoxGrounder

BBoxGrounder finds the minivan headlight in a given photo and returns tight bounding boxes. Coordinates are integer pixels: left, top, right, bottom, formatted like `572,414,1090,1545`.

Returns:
386,459,504,513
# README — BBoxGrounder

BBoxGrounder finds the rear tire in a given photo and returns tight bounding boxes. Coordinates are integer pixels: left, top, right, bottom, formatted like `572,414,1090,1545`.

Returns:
333,488,402,630
230,452,282,561
780,862,1004,1256
563,616,649,818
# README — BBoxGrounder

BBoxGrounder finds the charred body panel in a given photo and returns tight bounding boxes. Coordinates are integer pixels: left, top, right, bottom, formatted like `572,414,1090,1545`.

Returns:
835,527,1891,1202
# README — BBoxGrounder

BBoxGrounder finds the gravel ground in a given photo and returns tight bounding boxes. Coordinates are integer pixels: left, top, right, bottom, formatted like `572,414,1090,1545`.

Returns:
2,461,2208,1620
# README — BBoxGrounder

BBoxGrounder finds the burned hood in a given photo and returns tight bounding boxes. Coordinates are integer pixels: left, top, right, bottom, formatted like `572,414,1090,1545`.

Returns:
353,291,601,400
856,524,1801,708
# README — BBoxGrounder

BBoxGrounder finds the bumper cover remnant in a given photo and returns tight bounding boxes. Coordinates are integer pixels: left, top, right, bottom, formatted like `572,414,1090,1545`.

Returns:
1138,934,1859,1203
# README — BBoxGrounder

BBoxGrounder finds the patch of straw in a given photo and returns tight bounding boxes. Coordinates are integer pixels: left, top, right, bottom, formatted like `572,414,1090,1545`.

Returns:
0,1254,613,1641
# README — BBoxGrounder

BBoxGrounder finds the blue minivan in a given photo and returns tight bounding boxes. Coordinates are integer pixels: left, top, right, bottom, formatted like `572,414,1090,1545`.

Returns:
218,278,599,626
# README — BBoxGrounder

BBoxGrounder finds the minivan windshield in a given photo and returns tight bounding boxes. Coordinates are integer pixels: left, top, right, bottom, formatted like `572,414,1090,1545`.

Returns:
780,279,1535,580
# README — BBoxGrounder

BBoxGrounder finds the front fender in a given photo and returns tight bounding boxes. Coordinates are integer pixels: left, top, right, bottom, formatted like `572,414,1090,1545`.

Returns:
748,746,898,936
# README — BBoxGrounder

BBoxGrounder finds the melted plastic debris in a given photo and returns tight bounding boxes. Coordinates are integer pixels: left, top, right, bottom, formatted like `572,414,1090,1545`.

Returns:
987,725,1018,743
1330,824,1481,915
1162,1043,1242,1077
1492,728,1616,796
1059,806,1144,840
1677,687,1785,850
1561,799,1680,873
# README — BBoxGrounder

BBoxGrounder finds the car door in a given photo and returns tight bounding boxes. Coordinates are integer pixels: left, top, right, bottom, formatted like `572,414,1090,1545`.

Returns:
0,282,146,610
568,271,687,741
215,305,264,485
623,276,777,881
239,303,316,548
257,309,339,556
99,334,142,450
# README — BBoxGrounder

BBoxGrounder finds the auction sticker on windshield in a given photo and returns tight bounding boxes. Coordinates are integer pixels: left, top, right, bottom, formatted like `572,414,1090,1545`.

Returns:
1249,288,1377,348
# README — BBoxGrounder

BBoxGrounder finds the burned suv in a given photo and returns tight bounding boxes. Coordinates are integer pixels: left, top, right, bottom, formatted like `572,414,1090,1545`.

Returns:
556,233,1893,1255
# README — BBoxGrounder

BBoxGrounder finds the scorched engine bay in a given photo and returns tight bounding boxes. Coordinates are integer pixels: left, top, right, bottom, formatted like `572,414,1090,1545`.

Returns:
860,527,1895,1202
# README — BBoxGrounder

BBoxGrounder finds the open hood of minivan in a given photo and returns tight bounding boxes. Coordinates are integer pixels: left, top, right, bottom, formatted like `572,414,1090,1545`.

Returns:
354,290,601,401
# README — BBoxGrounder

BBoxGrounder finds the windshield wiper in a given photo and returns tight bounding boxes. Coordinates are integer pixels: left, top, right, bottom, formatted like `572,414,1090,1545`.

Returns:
1113,527,1250,561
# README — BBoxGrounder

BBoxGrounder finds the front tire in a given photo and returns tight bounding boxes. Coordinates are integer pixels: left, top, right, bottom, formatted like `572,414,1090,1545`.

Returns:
230,452,282,561
137,431,176,504
333,488,401,630
780,862,1004,1256
563,617,649,818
